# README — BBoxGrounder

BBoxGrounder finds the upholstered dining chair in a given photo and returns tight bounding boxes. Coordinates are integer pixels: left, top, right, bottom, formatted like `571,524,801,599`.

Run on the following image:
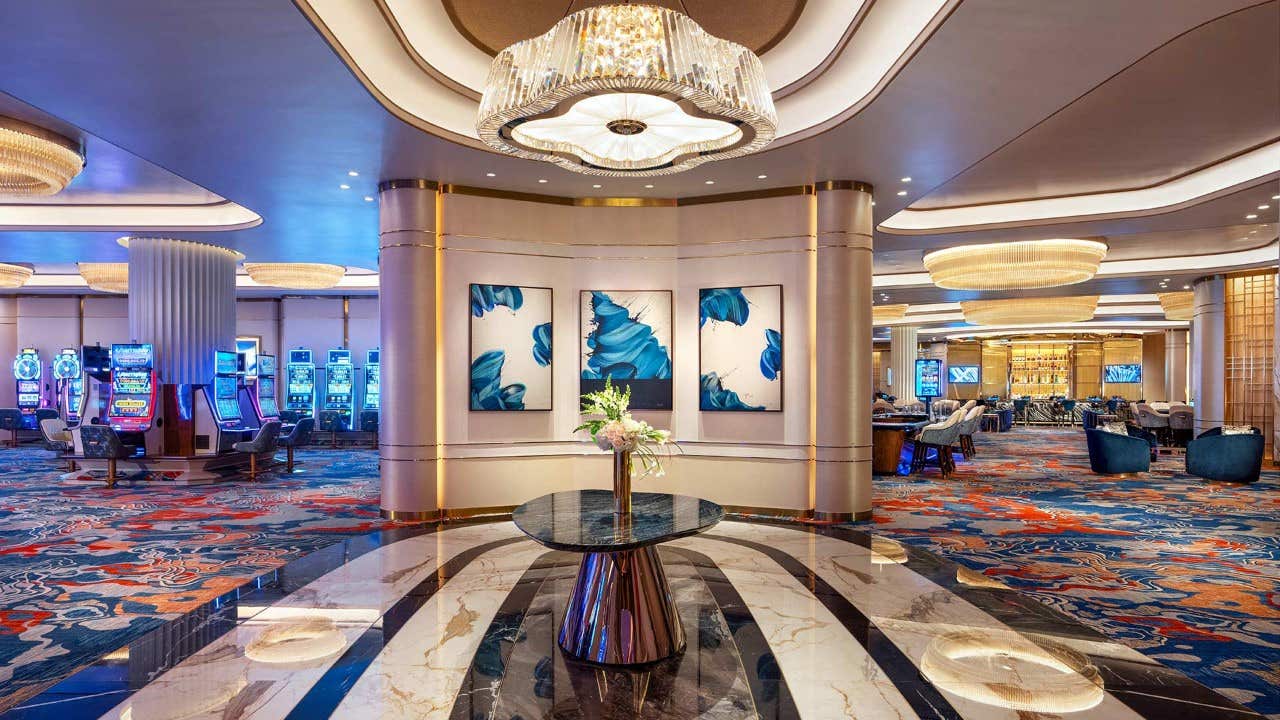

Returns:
232,421,282,481
1167,405,1194,446
955,405,986,459
911,409,966,478
39,418,75,471
78,425,138,487
1134,403,1170,445
277,417,315,473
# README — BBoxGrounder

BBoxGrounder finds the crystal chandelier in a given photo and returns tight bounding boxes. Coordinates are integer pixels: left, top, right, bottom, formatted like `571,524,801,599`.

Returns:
0,116,84,196
923,239,1108,291
0,263,33,289
78,263,129,293
1158,292,1193,321
961,296,1098,326
872,304,910,325
477,4,776,176
243,263,346,289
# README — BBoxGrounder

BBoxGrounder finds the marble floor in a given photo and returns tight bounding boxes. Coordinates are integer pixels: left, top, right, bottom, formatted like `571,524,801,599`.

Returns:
1,519,1259,720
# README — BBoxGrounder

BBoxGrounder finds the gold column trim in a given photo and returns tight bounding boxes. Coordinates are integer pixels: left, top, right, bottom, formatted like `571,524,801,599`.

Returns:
378,179,441,192
814,180,874,194
434,183,816,208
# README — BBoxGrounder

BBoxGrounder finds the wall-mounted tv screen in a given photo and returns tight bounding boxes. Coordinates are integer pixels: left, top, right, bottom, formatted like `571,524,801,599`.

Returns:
1104,364,1142,383
948,365,980,384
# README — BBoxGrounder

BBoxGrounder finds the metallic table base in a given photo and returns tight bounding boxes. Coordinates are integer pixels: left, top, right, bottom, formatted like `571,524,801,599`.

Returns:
559,545,686,665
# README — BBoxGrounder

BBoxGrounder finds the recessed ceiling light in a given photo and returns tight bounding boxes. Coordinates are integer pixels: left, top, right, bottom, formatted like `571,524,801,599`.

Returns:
757,174,767,179
363,196,374,202
339,184,350,190
1162,278,1170,282
1259,205,1271,210
896,190,907,196
705,180,715,185
644,184,654,189
592,184,602,188
900,177,912,183
871,200,876,206
538,179,548,183
486,172,496,177
347,171,359,177
1245,213,1258,219
1273,194,1280,200
1182,285,1190,290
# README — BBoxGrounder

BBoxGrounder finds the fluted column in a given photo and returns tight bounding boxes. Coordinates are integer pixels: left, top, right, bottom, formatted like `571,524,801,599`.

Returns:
1273,279,1278,463
378,180,439,520
127,237,238,384
1191,276,1225,434
813,181,873,522
889,326,919,405
1164,329,1188,403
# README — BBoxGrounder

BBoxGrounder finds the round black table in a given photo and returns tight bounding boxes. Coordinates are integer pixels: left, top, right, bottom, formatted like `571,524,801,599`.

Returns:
512,489,724,666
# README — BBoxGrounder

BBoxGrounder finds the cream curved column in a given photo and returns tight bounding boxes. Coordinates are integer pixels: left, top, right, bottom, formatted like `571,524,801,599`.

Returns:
1274,279,1279,461
813,181,874,522
889,326,920,405
127,237,238,384
1164,329,1188,403
378,180,440,521
1191,276,1225,434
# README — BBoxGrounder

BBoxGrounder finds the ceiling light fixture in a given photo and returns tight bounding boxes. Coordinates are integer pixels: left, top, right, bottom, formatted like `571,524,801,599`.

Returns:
476,4,776,177
243,263,346,290
0,116,84,196
1158,292,1193,321
961,296,1098,326
339,184,350,190
78,263,129,294
896,190,907,196
644,184,654,189
486,172,496,177
923,239,1108,291
1245,214,1258,219
363,196,374,202
757,174,768,179
347,171,359,177
0,263,33,289
592,184,602,189
900,177,912,182
1259,205,1270,210
872,304,910,325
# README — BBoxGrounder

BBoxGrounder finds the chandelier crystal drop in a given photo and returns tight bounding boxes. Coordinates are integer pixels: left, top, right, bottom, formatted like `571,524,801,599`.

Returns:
477,4,777,176
961,296,1098,326
923,239,1108,291
78,263,129,294
872,304,910,325
1158,291,1194,321
0,116,84,196
243,263,346,289
0,263,33,289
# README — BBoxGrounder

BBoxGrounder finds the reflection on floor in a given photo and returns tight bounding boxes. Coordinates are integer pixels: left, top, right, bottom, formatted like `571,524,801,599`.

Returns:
2,520,1259,719
874,427,1280,717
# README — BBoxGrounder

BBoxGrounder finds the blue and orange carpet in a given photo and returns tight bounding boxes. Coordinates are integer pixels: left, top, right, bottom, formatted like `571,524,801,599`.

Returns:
0,431,1275,715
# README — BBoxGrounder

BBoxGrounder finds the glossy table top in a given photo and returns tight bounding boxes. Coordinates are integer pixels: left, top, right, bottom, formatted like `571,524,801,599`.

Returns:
512,490,724,552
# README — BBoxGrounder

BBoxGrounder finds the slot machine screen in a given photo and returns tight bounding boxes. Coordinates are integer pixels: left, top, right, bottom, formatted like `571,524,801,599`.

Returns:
257,376,279,418
364,364,380,410
258,355,276,377
214,350,239,376
16,380,39,407
288,364,312,396
213,375,241,421
109,344,155,420
326,363,353,395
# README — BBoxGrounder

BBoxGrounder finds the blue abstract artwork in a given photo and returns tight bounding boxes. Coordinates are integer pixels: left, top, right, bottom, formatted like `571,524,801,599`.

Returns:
699,285,782,411
469,284,552,410
580,290,673,410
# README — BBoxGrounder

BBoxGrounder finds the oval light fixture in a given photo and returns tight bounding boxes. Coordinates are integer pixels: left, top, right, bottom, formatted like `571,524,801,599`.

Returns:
961,296,1098,326
1158,291,1193,321
923,239,1108,291
78,263,128,293
0,116,84,196
0,263,34,289
872,304,910,325
243,262,346,289
477,4,776,176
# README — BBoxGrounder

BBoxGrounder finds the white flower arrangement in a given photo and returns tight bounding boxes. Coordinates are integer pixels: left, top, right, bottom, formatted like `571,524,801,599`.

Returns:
575,378,676,477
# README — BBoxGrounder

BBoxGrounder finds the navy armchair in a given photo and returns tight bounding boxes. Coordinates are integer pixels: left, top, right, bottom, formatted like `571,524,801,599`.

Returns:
1186,428,1264,484
1085,428,1151,475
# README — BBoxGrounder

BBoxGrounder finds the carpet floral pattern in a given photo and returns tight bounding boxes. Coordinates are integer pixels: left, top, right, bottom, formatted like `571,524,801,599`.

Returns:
871,427,1280,717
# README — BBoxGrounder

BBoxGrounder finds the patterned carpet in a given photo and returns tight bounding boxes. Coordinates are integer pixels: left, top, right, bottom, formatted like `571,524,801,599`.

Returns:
872,426,1280,717
0,431,1276,715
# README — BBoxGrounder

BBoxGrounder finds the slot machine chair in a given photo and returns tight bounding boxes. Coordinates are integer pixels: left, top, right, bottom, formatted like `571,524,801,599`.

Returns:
0,409,22,447
359,410,379,447
232,421,282,481
319,410,345,447
78,425,138,488
39,418,76,471
277,417,314,473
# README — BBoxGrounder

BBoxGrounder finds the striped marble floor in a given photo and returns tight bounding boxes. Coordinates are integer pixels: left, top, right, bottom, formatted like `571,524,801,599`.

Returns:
0,520,1259,720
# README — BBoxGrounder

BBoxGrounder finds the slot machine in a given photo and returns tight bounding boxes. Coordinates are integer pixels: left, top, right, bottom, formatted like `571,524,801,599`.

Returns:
194,349,248,454
12,348,42,429
106,343,157,454
360,348,380,432
283,348,315,420
52,348,83,424
251,354,280,425
322,349,354,430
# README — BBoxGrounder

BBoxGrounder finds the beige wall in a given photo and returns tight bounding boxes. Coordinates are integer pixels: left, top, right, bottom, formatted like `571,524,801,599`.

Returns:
1141,332,1166,401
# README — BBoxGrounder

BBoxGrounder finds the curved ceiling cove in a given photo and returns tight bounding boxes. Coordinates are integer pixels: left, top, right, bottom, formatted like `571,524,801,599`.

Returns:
296,0,954,148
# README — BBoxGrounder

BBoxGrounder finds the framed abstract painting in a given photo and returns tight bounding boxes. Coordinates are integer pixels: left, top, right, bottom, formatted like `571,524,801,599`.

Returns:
469,284,553,411
699,285,782,411
580,290,673,410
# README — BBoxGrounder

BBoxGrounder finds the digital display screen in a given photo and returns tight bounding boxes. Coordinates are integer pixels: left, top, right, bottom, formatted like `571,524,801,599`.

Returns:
289,349,311,364
17,394,40,406
258,355,276,377
1105,364,1142,383
113,370,153,395
948,365,980,384
214,375,238,400
257,377,279,418
364,364,380,410
915,358,943,398
326,363,353,395
287,365,313,395
112,344,153,370
53,351,81,380
83,345,111,374
214,350,239,376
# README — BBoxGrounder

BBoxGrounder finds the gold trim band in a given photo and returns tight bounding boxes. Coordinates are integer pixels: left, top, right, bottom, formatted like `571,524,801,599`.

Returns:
808,509,873,523
815,180,874,194
379,509,442,522
379,179,440,192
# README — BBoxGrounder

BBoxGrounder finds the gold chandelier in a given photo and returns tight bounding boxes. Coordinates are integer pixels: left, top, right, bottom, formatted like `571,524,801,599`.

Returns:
961,296,1098,326
477,4,776,176
243,263,346,289
1158,291,1193,321
78,263,128,293
872,304,910,325
0,116,84,196
923,239,1108,291
0,263,34,289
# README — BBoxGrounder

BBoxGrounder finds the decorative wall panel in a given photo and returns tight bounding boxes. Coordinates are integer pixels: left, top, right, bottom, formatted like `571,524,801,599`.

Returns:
698,285,782,411
1225,271,1275,459
470,284,553,411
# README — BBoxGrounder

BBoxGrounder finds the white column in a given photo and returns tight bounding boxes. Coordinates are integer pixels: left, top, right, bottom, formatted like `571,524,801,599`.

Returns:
378,181,439,520
813,181,873,522
889,326,919,405
1191,276,1224,435
1164,329,1188,403
127,237,237,384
